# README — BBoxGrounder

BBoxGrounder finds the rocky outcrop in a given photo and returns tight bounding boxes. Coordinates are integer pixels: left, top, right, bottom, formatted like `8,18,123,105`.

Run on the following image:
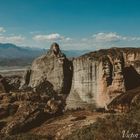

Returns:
108,86,140,113
21,43,73,96
0,75,6,93
0,85,65,135
20,45,140,110
0,43,73,135
5,75,22,91
0,43,72,135
0,75,21,93
66,48,140,109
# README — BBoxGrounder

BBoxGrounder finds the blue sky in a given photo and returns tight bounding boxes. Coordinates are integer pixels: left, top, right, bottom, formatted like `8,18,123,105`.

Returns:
0,0,140,50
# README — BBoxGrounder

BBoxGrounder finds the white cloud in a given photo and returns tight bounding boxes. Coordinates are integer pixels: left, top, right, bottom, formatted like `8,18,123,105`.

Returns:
0,35,25,44
33,33,72,43
0,27,6,33
70,32,140,50
0,29,140,50
91,32,140,43
93,32,127,42
65,37,72,41
7,36,25,43
33,33,65,41
129,37,140,41
0,27,25,45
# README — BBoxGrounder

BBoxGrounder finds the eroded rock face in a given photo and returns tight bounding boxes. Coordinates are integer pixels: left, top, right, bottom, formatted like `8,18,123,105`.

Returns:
108,86,140,113
66,48,140,109
0,88,65,135
0,75,22,93
20,45,140,110
0,75,6,93
21,43,73,95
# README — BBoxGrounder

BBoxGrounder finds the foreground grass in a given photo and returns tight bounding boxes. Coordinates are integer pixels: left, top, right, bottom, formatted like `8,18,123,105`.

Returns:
1,104,140,140
64,104,140,140
1,133,53,140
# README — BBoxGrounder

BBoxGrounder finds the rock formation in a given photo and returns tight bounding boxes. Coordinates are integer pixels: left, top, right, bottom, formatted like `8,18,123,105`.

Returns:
12,45,140,110
108,86,140,113
0,74,21,93
66,48,140,109
1,44,140,137
0,86,65,135
21,43,73,96
0,43,71,136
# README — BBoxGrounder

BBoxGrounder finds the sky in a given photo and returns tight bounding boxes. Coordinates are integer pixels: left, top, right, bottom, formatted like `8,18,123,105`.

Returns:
0,0,140,50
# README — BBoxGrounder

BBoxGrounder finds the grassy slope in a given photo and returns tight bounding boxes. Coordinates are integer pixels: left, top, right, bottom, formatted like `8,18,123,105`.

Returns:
64,103,140,140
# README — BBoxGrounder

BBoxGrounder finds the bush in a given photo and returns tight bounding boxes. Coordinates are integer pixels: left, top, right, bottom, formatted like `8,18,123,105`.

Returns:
64,104,140,140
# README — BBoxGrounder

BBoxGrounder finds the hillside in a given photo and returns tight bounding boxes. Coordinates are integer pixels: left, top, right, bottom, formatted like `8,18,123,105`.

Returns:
0,43,44,66
0,43,44,59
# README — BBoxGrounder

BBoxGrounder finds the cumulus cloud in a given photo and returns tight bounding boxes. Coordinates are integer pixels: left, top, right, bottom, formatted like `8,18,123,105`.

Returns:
33,33,72,43
0,27,6,33
1,29,140,50
33,33,65,41
93,32,127,42
91,32,140,43
74,32,140,50
0,35,25,44
31,32,140,50
0,27,25,45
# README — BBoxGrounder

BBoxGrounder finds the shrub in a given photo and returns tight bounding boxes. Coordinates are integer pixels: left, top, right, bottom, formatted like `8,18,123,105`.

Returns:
64,104,140,140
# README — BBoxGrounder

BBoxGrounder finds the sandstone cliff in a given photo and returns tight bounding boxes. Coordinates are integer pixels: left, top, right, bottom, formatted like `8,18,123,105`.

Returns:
20,44,140,110
20,43,73,96
66,48,140,109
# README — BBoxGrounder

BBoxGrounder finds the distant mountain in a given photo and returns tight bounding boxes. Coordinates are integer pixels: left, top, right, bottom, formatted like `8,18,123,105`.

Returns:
0,43,44,59
0,43,89,66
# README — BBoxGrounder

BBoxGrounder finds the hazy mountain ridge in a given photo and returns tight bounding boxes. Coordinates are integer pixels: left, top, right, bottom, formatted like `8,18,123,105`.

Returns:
0,43,44,59
0,43,89,66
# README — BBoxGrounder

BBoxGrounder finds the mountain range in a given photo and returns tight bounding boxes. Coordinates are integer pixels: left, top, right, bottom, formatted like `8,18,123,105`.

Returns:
0,43,89,66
